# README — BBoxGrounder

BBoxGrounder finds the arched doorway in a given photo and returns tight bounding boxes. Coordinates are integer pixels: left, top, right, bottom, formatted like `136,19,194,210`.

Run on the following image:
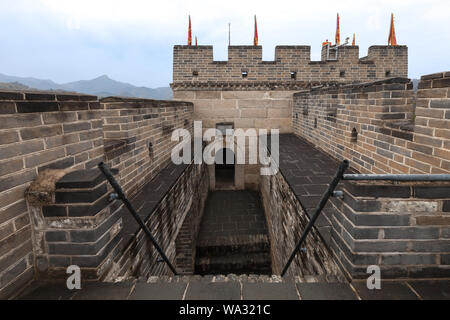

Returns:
215,148,235,188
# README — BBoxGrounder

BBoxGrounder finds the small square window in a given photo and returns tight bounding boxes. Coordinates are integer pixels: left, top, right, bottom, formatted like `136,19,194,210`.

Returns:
241,71,248,78
340,70,346,78
290,71,297,80
192,70,199,77
385,70,391,77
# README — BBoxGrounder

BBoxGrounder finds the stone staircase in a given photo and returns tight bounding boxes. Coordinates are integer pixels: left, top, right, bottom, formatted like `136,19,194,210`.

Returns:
195,234,272,275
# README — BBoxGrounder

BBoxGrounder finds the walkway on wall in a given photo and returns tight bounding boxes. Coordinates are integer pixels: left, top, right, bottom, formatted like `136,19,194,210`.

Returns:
275,133,355,247
195,191,271,275
18,276,450,300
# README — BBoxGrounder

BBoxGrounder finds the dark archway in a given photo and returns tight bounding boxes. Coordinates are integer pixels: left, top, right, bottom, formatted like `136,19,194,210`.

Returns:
215,148,235,188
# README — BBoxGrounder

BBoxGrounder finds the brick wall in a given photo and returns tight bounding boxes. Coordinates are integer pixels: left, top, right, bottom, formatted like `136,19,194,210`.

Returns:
27,169,123,281
100,97,193,198
172,45,408,83
291,72,450,279
260,168,344,279
175,164,209,274
0,91,195,298
107,162,209,279
172,44,408,192
415,72,450,172
330,180,450,279
0,91,102,298
293,76,449,174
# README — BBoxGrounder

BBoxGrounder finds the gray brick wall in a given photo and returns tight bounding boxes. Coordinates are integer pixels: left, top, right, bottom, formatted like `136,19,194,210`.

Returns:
260,168,344,279
293,76,449,174
330,181,450,279
107,162,209,279
0,91,101,299
0,91,195,298
100,97,193,198
172,45,408,84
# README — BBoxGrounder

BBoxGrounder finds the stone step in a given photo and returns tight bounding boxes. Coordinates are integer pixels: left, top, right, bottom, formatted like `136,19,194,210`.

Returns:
142,274,346,284
196,238,270,257
195,252,272,275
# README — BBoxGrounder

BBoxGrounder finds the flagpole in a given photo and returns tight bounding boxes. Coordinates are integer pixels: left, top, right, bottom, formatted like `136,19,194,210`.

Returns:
228,23,231,46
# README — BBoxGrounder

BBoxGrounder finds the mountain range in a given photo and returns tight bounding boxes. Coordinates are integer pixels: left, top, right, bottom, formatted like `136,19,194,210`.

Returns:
0,73,420,99
0,73,173,100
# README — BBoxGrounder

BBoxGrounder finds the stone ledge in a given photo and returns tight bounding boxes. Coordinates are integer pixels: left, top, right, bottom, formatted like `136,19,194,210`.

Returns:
0,90,97,102
100,97,192,108
55,168,105,189
421,72,450,80
171,81,337,91
293,77,412,97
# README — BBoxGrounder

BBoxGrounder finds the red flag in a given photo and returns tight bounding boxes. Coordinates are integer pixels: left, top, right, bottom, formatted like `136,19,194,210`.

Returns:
388,13,397,46
352,33,356,46
188,15,192,46
335,13,340,45
254,15,258,46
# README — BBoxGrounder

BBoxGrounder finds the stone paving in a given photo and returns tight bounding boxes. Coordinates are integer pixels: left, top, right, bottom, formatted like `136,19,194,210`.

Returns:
275,134,356,246
197,191,268,243
195,191,271,275
18,276,450,300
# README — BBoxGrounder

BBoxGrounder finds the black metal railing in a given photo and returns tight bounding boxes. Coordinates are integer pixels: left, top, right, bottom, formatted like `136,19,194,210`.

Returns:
98,162,178,275
281,160,349,277
343,173,450,181
281,161,450,277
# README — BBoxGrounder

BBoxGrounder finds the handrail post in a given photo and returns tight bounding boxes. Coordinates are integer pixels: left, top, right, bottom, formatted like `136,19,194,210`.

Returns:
281,160,349,277
98,162,178,275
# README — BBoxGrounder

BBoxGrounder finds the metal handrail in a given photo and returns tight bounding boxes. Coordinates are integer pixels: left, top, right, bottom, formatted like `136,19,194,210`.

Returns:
281,160,349,277
343,174,450,181
98,162,178,275
281,164,450,277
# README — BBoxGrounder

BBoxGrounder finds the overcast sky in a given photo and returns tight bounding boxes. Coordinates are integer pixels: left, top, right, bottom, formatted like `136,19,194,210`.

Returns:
0,0,448,88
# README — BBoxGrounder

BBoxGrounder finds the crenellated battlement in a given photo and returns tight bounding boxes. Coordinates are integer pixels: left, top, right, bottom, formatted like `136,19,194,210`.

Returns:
172,44,408,87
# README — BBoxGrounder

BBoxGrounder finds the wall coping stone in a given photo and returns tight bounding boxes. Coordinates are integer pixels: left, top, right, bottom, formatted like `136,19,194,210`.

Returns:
421,71,450,80
100,96,192,107
55,169,106,189
293,77,411,97
171,81,338,91
0,90,97,101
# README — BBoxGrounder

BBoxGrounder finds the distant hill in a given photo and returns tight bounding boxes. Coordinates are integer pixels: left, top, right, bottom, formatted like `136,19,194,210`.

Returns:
0,73,173,100
0,82,30,90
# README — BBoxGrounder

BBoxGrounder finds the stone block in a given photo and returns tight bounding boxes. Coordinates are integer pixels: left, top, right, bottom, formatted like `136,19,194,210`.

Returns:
195,91,221,99
241,108,267,119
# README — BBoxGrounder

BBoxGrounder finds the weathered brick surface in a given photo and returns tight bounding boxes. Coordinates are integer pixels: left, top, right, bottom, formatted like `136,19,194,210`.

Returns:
171,45,408,192
172,45,408,84
105,162,209,280
100,97,193,198
270,133,450,280
0,91,103,299
331,180,450,279
260,162,344,279
293,76,449,174
0,91,195,298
